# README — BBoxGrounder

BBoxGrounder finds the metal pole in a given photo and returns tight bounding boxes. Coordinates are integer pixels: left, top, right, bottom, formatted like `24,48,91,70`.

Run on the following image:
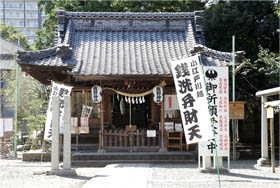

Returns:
232,35,236,160
270,118,275,173
14,63,19,158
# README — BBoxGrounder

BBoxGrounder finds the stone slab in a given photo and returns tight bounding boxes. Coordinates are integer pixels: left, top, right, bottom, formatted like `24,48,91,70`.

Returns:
46,169,77,176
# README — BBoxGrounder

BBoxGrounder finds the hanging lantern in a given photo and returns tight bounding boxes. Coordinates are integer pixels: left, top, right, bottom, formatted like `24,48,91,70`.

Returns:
153,85,163,104
91,85,102,103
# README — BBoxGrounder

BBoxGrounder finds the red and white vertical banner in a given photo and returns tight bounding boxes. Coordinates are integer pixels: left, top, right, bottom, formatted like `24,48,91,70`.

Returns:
199,66,229,156
171,55,213,144
44,82,72,141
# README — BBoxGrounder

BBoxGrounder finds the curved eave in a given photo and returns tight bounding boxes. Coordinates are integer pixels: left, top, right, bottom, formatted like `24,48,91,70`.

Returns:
192,44,245,65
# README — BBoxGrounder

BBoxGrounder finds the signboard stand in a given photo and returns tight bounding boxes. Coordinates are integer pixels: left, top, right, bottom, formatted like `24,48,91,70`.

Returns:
229,101,245,160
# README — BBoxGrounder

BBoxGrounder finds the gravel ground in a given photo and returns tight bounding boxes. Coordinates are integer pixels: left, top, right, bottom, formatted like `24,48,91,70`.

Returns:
149,160,280,188
1,159,280,188
0,159,102,188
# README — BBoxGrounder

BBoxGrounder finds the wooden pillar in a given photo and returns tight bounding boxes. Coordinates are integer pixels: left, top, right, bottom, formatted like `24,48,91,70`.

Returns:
98,95,105,152
160,92,165,152
104,94,112,125
71,91,75,116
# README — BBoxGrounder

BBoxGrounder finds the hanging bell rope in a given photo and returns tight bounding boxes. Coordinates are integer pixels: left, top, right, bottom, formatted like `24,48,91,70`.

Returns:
103,81,166,97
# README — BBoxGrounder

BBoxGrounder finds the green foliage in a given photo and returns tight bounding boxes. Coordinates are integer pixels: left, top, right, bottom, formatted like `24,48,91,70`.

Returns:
36,0,205,49
0,23,32,50
255,46,280,87
0,69,49,136
203,1,279,61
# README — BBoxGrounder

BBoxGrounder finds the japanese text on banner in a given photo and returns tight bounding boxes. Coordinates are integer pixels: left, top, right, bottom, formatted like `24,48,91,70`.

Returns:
171,55,212,144
44,82,72,141
199,66,229,156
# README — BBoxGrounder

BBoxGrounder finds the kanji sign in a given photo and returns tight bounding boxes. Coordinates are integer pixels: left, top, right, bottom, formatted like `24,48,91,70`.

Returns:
164,95,179,110
199,66,229,156
81,105,93,117
44,82,73,141
171,55,212,144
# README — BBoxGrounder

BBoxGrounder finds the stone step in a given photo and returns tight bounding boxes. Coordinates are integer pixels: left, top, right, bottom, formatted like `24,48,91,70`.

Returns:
72,152,195,161
72,159,196,167
71,144,98,151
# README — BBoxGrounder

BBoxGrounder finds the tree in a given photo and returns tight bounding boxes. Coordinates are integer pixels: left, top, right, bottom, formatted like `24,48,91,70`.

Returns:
0,23,32,50
36,0,205,49
255,46,280,87
0,69,49,140
203,1,279,61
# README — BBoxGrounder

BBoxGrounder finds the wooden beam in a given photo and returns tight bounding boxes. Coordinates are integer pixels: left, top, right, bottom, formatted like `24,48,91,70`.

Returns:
98,92,105,152
160,89,165,152
74,75,173,81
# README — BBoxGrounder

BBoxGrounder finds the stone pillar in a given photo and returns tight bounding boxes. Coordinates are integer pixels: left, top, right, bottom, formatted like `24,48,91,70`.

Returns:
214,156,223,168
63,96,71,170
258,96,269,166
51,96,60,171
202,156,211,169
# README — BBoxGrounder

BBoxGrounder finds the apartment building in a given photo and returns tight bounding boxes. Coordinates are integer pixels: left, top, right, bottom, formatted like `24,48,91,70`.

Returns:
0,0,47,44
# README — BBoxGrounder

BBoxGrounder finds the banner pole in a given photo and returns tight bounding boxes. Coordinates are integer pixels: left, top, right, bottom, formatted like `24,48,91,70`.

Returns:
199,55,221,188
14,63,19,158
232,35,236,160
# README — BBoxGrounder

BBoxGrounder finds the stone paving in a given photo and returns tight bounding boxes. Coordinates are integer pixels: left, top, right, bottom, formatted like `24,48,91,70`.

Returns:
82,160,280,188
0,159,280,188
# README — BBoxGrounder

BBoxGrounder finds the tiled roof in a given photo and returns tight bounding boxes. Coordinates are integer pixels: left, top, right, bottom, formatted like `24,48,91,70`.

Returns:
0,54,16,70
62,11,194,20
192,44,244,66
17,45,75,67
70,20,195,75
0,54,14,60
17,11,244,77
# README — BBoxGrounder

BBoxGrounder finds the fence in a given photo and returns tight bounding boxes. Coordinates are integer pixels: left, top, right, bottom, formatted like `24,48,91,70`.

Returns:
100,129,159,152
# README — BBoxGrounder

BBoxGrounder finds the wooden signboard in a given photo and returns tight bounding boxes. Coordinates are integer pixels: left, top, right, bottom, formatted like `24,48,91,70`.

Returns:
71,127,79,134
229,102,245,120
125,125,136,131
267,106,274,119
79,127,89,134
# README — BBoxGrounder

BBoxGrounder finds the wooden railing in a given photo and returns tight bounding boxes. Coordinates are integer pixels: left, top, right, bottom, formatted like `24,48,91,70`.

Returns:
99,129,159,152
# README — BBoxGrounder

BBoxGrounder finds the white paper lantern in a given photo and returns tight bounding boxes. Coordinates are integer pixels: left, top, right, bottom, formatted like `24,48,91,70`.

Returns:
91,85,102,103
153,86,163,104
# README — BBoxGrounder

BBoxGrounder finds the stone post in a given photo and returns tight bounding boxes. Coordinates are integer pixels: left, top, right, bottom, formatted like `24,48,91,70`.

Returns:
51,96,59,171
63,96,71,170
258,96,269,166
202,156,211,169
214,156,223,168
